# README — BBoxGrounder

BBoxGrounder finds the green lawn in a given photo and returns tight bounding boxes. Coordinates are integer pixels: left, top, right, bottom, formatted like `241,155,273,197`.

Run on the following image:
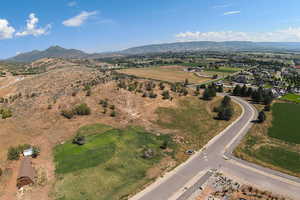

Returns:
281,93,300,103
53,125,174,200
204,67,241,73
268,103,300,144
254,145,300,174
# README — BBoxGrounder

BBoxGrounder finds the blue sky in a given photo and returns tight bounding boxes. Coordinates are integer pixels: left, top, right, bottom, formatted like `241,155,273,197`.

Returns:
1,0,300,58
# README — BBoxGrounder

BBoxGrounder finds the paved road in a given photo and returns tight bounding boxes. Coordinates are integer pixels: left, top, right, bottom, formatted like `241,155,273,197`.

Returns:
131,96,300,200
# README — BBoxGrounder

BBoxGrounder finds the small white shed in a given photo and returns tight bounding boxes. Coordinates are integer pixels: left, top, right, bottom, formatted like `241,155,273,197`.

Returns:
23,148,33,157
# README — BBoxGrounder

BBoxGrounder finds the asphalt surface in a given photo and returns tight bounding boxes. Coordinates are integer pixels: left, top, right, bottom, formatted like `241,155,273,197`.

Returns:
131,96,300,200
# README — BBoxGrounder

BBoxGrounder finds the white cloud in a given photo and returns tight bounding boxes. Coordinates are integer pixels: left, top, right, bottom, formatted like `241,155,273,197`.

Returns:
175,28,300,42
224,11,240,15
16,13,51,37
63,11,97,27
0,19,15,39
68,1,77,7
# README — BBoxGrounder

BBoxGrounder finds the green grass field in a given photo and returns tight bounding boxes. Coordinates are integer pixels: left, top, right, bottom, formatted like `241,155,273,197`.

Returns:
281,93,300,103
268,103,300,144
204,67,241,73
53,124,174,200
254,145,300,174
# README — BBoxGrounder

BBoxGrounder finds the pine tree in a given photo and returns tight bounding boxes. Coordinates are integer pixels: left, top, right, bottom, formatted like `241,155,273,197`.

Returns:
258,111,266,123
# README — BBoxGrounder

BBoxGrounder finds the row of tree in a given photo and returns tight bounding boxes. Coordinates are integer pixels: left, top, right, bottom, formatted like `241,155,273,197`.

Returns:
232,85,273,105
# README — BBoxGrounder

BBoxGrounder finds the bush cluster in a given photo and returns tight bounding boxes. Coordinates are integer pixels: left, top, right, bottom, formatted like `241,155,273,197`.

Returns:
61,103,91,119
0,108,12,119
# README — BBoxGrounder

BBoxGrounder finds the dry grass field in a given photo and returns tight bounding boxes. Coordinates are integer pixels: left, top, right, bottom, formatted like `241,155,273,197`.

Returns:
118,65,211,83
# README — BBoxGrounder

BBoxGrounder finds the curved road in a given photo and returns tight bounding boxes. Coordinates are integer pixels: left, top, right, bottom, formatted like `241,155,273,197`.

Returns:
131,96,300,200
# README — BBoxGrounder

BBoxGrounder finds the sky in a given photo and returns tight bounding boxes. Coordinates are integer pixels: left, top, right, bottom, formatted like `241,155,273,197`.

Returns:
2,0,300,58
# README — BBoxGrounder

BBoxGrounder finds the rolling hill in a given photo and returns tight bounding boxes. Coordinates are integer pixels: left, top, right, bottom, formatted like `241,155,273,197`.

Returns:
6,41,300,62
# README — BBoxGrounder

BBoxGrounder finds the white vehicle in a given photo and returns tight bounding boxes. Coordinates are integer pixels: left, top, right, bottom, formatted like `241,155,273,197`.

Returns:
222,155,230,160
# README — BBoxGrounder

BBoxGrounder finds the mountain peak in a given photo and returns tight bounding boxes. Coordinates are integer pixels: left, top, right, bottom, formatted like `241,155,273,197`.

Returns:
46,45,66,51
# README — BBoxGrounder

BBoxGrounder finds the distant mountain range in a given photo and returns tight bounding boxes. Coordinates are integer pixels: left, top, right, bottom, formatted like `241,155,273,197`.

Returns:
7,41,300,62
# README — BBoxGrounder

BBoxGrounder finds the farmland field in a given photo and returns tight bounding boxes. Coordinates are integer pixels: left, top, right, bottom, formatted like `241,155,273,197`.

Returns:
235,103,300,177
268,103,300,144
118,66,210,83
280,93,300,103
53,124,175,200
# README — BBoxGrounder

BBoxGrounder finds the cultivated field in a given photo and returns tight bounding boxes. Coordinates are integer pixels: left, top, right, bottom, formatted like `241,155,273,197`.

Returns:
235,103,300,177
268,103,300,144
53,125,174,200
118,66,211,84
281,93,300,103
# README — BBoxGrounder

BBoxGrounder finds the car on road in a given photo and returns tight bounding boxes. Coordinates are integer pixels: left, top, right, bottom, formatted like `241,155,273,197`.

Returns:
222,155,230,160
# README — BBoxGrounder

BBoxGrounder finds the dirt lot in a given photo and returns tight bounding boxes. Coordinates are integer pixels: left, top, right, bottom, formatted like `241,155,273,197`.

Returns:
118,65,211,84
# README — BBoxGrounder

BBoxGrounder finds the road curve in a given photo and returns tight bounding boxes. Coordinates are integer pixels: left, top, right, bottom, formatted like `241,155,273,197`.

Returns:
131,96,300,200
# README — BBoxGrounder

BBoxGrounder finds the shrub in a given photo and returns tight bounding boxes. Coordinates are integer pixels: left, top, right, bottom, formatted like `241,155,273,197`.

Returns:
110,111,116,117
159,82,165,90
162,90,170,100
72,134,86,145
86,89,91,96
61,109,74,119
149,91,157,98
194,90,200,96
73,104,91,115
110,105,115,110
32,146,41,158
0,108,12,119
7,147,20,160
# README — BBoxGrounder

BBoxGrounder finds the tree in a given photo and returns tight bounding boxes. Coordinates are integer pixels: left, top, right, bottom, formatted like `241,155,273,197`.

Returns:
7,147,20,160
200,84,206,89
202,88,212,100
184,78,189,86
208,86,216,97
162,90,170,99
194,90,200,96
149,91,157,98
233,85,241,96
181,88,188,96
258,111,266,123
159,82,165,90
264,104,271,112
221,95,231,107
110,111,116,117
263,94,273,105
246,87,253,97
240,85,247,97
217,85,223,93
218,107,234,120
